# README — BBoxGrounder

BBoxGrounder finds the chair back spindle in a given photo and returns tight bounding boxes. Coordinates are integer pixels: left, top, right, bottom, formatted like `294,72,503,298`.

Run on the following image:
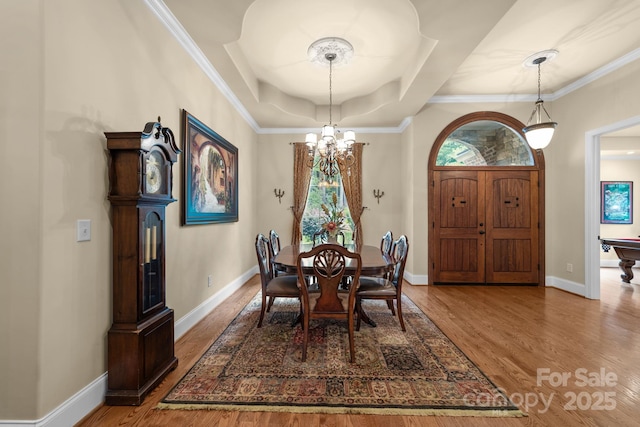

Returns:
380,231,394,256
256,234,273,285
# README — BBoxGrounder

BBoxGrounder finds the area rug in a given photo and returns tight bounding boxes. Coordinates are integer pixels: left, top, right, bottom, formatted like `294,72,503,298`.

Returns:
159,292,524,417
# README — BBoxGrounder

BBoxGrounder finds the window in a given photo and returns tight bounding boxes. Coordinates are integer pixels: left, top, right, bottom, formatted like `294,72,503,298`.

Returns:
435,120,534,166
301,157,355,244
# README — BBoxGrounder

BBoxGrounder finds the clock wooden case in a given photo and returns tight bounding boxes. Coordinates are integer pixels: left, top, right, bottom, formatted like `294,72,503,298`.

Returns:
105,119,181,405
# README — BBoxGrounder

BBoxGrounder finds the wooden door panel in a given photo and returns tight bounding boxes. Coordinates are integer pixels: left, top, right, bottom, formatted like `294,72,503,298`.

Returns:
485,171,539,283
439,175,479,228
492,239,532,270
437,238,481,282
490,176,531,228
432,171,485,283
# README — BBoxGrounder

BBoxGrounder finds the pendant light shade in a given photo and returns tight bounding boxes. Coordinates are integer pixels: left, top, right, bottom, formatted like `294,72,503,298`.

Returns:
523,101,557,149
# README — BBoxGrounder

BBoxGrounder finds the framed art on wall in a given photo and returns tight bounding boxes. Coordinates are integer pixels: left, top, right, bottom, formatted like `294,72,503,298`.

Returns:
601,181,632,224
182,110,238,225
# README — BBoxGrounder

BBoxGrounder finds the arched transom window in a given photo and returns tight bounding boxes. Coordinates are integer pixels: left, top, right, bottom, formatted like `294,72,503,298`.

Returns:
435,120,534,166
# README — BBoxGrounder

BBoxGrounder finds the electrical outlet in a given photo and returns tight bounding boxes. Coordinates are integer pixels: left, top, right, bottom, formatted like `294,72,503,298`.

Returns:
207,275,212,287
566,263,573,273
77,220,91,242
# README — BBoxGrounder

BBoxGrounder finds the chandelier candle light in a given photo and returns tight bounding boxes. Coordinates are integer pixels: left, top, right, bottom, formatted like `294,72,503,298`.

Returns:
522,49,558,150
305,37,356,183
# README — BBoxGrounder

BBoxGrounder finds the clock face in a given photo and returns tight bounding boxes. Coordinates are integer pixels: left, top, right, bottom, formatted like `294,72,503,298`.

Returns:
146,152,163,194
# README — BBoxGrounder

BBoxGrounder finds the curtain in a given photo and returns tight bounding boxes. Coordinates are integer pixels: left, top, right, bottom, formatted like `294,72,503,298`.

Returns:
291,143,312,244
339,143,364,247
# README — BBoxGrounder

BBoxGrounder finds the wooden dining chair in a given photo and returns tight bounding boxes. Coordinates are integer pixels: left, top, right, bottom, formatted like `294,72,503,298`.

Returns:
356,235,409,332
255,234,301,328
266,229,298,311
297,244,362,362
268,229,293,276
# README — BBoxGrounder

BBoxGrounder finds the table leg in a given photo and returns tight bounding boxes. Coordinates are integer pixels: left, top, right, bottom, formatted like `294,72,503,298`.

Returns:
292,300,303,327
355,300,377,327
292,313,301,327
360,308,377,327
618,259,636,284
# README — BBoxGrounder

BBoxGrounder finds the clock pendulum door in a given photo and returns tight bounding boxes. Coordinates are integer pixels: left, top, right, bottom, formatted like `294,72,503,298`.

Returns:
143,213,162,310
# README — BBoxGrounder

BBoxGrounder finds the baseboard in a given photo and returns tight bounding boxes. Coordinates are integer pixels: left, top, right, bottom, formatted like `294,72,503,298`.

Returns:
174,265,258,339
403,272,592,296
545,276,586,296
600,259,620,268
0,266,259,427
404,270,428,285
0,373,108,427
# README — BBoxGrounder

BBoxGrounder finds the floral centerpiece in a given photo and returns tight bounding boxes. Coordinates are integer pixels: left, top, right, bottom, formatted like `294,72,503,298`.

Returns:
321,193,345,241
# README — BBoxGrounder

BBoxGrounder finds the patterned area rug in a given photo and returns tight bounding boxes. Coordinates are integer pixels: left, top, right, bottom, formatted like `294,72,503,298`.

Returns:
159,292,524,417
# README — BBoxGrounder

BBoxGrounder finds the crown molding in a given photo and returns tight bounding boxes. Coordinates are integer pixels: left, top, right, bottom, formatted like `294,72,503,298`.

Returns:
428,94,537,104
259,117,413,135
600,154,640,161
552,47,640,100
143,0,260,132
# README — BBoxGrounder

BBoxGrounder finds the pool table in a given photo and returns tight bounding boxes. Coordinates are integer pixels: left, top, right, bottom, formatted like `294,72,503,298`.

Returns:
600,238,640,283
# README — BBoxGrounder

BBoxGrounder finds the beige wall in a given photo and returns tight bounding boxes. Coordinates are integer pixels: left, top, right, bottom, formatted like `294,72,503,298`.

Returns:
4,0,640,423
0,0,42,419
548,59,640,284
1,0,257,420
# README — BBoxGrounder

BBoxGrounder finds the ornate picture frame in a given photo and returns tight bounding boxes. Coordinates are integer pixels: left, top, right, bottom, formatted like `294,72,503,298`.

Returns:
181,110,238,225
600,181,632,224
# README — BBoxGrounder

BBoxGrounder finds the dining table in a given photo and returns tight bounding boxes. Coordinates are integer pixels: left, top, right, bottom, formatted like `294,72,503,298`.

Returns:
274,243,393,276
273,243,394,327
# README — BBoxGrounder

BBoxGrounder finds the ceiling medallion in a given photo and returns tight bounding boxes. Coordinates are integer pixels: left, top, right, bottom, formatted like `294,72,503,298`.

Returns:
307,37,354,67
523,49,558,68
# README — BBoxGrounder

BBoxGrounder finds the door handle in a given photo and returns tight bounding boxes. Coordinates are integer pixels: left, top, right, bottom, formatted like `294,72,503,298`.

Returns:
479,230,486,234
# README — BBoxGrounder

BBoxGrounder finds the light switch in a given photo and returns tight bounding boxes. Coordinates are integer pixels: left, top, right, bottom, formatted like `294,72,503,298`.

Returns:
77,219,91,242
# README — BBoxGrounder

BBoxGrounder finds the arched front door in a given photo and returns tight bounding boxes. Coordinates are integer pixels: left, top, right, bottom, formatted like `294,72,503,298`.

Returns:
428,112,545,285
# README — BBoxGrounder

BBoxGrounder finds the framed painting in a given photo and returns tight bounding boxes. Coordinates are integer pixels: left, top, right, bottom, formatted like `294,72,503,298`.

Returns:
601,181,632,224
182,110,238,225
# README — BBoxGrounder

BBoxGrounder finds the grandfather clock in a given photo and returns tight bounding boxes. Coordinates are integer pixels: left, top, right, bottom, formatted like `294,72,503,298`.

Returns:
105,118,180,405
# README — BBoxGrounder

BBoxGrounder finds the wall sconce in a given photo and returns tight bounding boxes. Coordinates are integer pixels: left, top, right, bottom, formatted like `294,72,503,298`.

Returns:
274,188,285,204
373,189,384,204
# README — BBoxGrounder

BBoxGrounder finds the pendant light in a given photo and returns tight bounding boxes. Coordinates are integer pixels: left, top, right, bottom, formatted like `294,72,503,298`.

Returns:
523,50,558,150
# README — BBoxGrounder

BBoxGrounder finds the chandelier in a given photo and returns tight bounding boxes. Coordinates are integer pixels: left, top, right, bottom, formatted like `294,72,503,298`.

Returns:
522,50,558,150
305,37,356,183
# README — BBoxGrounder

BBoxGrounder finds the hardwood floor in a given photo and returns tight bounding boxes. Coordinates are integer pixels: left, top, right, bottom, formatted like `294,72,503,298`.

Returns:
77,268,640,426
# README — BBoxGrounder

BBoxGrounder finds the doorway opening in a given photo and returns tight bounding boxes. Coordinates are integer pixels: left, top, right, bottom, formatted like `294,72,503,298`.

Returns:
584,115,640,299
